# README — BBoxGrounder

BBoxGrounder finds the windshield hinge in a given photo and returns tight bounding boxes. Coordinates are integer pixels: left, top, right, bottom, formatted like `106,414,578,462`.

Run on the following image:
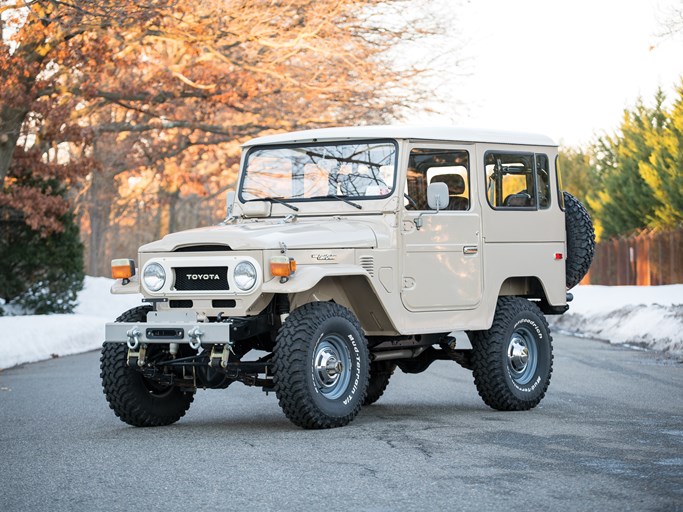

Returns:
280,214,297,224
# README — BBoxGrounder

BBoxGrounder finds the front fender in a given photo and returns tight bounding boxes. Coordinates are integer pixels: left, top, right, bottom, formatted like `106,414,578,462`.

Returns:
261,264,368,294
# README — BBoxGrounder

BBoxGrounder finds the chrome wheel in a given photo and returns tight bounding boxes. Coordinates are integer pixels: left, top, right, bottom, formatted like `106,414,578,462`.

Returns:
507,327,538,385
274,302,370,428
471,297,553,411
313,336,352,400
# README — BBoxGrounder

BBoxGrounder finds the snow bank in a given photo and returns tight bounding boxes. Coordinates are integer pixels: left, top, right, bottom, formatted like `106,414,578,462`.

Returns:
1,279,681,370
0,277,141,369
550,285,683,357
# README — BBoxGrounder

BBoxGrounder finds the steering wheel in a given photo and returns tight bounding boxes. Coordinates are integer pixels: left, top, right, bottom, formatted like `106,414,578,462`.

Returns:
404,193,418,210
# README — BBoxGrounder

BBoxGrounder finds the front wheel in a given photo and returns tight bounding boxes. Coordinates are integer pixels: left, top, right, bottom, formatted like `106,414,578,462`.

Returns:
100,306,194,427
273,302,370,429
469,297,553,411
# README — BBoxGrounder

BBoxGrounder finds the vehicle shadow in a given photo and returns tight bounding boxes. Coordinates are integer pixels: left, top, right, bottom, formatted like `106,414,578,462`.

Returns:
97,400,529,436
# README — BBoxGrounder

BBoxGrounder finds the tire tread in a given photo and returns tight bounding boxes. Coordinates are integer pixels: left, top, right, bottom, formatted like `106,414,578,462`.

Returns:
470,297,553,411
100,306,194,427
564,191,596,289
273,302,369,429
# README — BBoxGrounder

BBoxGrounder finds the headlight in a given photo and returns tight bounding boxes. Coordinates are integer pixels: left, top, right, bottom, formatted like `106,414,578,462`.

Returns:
143,262,166,291
234,261,257,291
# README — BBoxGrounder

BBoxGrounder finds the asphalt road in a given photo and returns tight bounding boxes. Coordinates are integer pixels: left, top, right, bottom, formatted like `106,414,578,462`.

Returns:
1,333,681,512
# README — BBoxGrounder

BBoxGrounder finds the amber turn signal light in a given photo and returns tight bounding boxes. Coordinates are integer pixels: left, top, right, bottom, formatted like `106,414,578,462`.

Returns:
111,259,136,279
270,256,296,277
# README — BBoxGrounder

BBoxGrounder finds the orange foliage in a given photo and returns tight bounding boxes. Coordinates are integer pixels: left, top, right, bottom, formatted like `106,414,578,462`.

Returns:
1,0,444,272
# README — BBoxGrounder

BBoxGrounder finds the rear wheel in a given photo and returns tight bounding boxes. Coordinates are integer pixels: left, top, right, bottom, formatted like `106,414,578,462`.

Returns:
273,302,370,429
100,306,194,427
470,297,553,411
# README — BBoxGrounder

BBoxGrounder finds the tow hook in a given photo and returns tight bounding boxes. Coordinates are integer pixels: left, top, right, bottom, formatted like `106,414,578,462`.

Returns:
126,327,146,367
188,327,204,349
126,327,142,350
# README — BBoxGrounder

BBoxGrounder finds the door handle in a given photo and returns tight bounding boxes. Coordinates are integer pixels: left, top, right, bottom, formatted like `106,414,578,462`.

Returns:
463,246,478,255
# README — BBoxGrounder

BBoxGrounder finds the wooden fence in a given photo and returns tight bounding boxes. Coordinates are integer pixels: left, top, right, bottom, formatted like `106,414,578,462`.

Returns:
585,227,683,285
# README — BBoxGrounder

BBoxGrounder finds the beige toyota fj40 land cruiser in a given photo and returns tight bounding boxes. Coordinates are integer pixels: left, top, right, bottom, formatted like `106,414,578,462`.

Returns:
101,126,595,429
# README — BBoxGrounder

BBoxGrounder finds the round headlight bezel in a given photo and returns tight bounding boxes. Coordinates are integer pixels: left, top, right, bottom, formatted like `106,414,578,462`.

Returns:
143,262,166,292
233,260,257,291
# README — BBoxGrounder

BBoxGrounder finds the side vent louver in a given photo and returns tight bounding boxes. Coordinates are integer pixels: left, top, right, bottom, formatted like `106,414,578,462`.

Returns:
359,256,375,277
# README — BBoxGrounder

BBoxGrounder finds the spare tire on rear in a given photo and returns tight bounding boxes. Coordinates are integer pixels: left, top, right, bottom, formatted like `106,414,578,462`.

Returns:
563,191,595,289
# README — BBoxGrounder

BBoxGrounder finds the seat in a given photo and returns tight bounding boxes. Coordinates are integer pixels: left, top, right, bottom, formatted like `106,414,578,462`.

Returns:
503,192,532,207
429,174,469,210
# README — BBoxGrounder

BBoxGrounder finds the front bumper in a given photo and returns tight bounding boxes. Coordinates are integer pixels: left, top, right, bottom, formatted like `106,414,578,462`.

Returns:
105,311,233,346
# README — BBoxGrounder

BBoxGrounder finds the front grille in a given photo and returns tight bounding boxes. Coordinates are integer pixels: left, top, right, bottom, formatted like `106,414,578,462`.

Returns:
174,266,229,291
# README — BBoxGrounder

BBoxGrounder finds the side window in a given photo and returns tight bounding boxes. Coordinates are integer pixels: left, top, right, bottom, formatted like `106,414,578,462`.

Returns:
555,155,565,210
485,152,536,208
536,154,551,209
405,148,469,210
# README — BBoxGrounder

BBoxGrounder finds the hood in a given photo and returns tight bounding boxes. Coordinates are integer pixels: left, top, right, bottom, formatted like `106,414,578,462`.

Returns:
139,219,377,252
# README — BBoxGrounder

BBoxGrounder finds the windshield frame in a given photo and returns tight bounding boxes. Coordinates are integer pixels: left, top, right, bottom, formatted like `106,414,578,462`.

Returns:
238,138,399,206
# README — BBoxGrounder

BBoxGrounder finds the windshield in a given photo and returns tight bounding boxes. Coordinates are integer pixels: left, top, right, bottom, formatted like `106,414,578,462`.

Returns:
240,140,397,203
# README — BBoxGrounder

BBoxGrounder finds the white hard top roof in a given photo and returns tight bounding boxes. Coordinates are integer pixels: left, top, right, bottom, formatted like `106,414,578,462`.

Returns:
243,125,557,147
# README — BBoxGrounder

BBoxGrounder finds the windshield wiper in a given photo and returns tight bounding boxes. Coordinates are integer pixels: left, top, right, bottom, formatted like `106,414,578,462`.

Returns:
248,197,299,212
311,194,362,209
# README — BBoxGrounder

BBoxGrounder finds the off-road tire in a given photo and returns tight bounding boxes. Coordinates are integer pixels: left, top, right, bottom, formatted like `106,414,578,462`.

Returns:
363,361,396,406
564,191,595,289
100,305,194,427
470,297,553,411
273,302,370,429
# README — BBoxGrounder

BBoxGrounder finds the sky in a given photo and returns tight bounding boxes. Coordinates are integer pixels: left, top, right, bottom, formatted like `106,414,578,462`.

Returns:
406,0,683,147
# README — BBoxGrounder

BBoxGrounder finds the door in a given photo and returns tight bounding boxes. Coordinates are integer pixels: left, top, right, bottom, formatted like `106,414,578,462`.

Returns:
400,145,483,311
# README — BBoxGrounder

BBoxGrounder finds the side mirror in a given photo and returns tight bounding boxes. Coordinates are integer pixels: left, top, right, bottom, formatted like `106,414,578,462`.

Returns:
415,182,449,231
427,182,449,210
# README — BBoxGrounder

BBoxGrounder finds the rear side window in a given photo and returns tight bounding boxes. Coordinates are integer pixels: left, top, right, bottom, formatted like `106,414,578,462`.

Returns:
536,154,551,209
484,152,536,208
484,151,550,210
555,155,565,210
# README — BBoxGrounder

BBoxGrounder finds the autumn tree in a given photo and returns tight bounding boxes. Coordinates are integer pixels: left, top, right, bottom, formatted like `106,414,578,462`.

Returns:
2,1,454,277
0,1,174,230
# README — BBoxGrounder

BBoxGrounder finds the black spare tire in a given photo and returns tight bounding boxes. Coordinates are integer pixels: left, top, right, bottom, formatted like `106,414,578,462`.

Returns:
564,191,595,289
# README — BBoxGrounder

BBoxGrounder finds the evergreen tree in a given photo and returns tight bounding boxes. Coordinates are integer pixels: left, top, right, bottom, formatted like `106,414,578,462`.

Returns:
558,145,599,216
588,99,661,239
640,83,683,228
0,178,84,315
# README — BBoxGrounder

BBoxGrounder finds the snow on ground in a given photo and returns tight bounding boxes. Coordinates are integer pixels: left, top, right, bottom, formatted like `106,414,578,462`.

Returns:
550,285,683,357
0,277,141,370
0,279,681,370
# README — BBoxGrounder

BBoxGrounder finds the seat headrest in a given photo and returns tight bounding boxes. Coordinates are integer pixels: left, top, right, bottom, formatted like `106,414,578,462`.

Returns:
430,174,465,195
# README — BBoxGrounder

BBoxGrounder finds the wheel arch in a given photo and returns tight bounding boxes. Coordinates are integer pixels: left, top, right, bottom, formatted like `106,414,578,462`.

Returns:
497,275,569,315
498,275,548,301
281,272,396,335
